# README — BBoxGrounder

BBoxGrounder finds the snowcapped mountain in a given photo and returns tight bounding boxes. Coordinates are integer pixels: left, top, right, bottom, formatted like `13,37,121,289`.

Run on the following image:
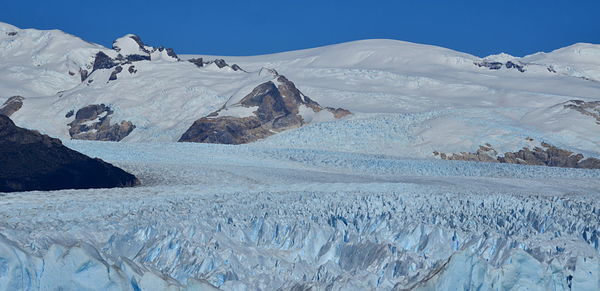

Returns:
1,22,600,290
2,22,600,158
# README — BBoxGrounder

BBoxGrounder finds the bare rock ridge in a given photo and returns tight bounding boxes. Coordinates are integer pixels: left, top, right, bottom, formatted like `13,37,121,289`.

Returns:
0,115,139,192
475,60,526,72
435,141,600,169
179,75,351,144
187,57,245,71
0,96,24,117
68,104,135,141
564,99,600,124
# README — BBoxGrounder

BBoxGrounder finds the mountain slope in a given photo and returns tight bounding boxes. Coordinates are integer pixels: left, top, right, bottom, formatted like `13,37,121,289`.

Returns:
1,22,599,158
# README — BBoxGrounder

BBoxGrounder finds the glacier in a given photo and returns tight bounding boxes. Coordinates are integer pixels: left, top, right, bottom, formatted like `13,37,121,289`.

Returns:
0,141,599,290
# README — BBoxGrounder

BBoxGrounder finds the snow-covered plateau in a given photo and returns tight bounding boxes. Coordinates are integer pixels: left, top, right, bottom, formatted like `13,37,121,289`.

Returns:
1,22,600,290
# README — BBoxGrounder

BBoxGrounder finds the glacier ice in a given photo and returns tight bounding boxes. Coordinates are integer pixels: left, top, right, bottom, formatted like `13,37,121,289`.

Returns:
0,141,599,290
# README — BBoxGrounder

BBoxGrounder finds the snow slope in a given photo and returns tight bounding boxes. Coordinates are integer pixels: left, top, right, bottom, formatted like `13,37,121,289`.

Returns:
1,22,599,157
0,23,101,97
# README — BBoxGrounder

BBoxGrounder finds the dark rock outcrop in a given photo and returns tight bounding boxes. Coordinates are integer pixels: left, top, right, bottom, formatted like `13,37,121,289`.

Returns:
505,61,526,72
188,58,204,67
475,60,526,72
435,141,600,169
213,59,228,68
326,107,352,119
475,60,503,70
68,104,135,141
202,58,244,71
563,100,600,124
230,64,244,72
179,75,350,144
0,96,24,117
124,54,151,62
108,66,123,81
92,51,118,71
0,115,139,192
79,68,89,82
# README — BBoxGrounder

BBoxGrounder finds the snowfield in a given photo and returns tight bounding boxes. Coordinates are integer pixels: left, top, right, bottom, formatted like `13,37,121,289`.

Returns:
1,141,600,290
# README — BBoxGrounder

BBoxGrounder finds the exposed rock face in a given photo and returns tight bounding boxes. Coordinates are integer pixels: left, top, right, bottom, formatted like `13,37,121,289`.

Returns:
156,47,179,60
475,60,526,72
326,107,352,119
505,61,526,72
435,142,600,169
68,104,135,141
79,68,89,82
179,75,351,144
188,57,203,67
108,65,123,81
203,58,245,71
564,100,600,124
434,144,499,163
0,115,139,192
213,59,228,68
92,51,118,72
0,96,24,117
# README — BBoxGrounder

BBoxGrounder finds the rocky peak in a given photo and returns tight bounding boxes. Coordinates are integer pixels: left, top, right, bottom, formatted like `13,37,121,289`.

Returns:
179,75,351,144
112,34,151,58
0,96,25,117
112,34,179,61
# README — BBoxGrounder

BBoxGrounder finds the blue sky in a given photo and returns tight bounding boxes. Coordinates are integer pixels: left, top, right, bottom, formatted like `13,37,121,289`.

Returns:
1,0,599,57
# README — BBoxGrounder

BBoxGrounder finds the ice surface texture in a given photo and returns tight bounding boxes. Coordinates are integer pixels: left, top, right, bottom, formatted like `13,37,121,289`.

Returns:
0,141,599,290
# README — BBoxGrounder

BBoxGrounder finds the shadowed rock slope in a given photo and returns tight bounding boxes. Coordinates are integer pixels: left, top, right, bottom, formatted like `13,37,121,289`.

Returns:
0,115,139,192
179,75,351,144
